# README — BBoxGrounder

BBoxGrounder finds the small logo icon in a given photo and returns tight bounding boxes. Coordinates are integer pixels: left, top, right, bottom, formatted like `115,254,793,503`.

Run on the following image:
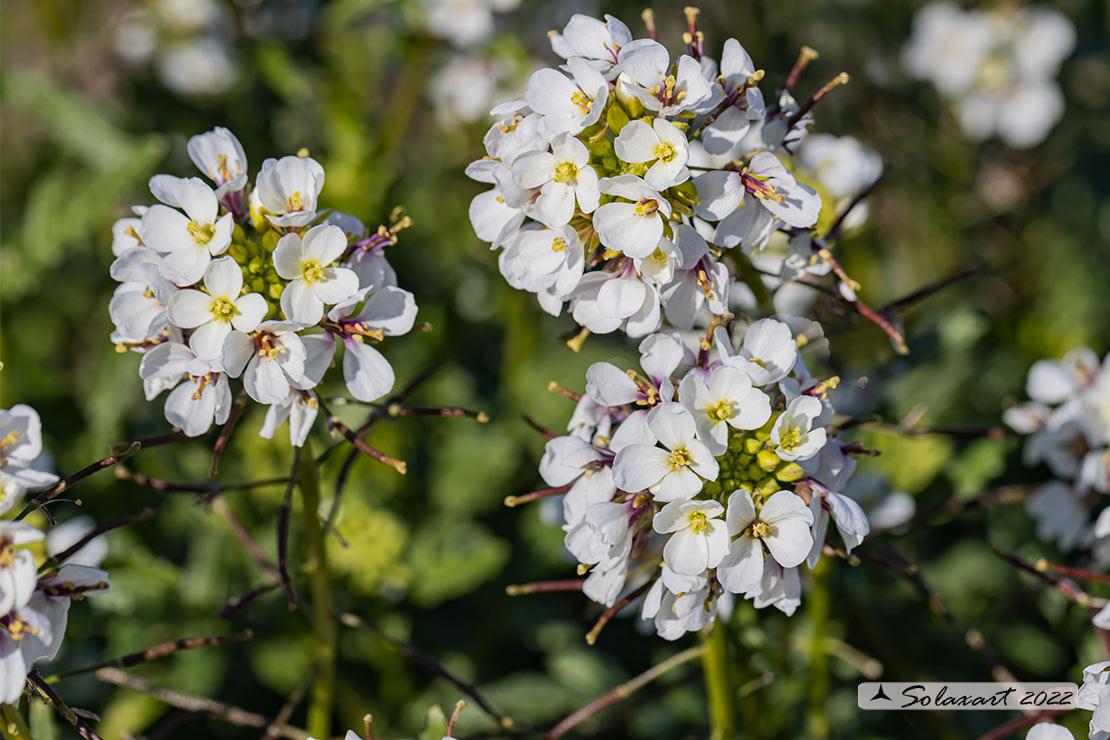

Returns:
870,684,892,702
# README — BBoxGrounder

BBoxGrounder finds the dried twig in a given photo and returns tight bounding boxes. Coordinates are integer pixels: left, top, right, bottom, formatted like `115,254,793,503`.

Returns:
48,631,253,681
28,669,103,739
39,508,154,573
277,450,300,609
94,668,307,740
16,431,187,520
546,645,706,739
210,392,248,477
339,612,513,730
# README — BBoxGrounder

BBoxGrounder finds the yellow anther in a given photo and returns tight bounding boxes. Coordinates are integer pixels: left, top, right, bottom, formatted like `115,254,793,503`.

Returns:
686,510,709,534
287,191,305,212
187,220,216,245
296,147,310,158
706,399,733,422
634,199,660,217
301,260,326,283
209,297,239,322
551,237,568,253
667,446,693,470
553,162,578,183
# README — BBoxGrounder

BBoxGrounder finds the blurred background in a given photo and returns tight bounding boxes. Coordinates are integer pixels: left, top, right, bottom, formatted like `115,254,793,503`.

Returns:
1,0,1108,737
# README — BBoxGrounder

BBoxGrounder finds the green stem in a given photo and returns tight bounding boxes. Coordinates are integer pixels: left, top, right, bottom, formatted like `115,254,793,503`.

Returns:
0,704,33,739
701,619,735,740
299,441,336,738
808,557,831,740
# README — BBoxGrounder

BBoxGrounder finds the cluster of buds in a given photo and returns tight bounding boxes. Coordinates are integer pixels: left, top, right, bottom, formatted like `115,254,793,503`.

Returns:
0,405,109,704
467,9,870,343
109,127,418,444
902,2,1075,148
1005,349,1110,561
533,318,870,641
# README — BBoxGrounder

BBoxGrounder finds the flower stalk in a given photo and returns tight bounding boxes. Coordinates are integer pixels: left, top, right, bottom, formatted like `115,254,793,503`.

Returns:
701,619,735,740
298,440,336,738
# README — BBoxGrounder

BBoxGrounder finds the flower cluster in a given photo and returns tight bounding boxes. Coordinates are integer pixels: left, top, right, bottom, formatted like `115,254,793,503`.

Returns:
1004,348,1110,561
466,10,867,341
0,405,110,704
902,2,1075,148
1026,660,1110,740
537,319,870,640
114,0,238,97
109,127,418,444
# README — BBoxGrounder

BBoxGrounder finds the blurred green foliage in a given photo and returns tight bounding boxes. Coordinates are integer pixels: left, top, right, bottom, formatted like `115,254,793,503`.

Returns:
1,0,1108,738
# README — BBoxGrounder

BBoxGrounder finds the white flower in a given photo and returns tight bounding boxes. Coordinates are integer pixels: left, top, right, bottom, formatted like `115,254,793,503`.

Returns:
701,38,765,155
1026,724,1073,740
254,155,325,227
260,390,319,448
771,396,828,462
187,126,248,197
678,366,772,455
612,404,718,502
109,246,176,345
0,405,59,513
222,321,307,405
616,39,712,116
717,489,813,593
140,342,232,436
539,436,604,488
273,224,360,325
797,134,882,201
593,175,672,259
167,257,268,360
498,224,584,311
0,522,44,614
1025,481,1090,551
718,318,797,386
653,499,728,575
549,14,632,79
806,482,871,568
140,175,233,286
46,516,108,569
570,268,662,338
613,118,690,190
512,134,599,227
525,58,609,138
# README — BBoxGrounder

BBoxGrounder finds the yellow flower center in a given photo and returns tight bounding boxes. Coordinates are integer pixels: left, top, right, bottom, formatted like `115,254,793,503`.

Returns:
187,220,216,245
747,520,773,539
706,399,733,422
779,427,803,450
553,162,578,183
686,511,709,534
551,237,568,252
287,191,305,212
570,91,592,114
634,199,660,217
667,446,693,470
653,142,676,163
301,260,326,283
209,297,239,322
650,247,668,267
0,543,14,568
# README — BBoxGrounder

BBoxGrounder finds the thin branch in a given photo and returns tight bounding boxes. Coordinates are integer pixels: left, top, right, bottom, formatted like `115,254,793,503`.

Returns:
585,580,654,646
28,669,103,740
277,450,300,609
991,547,1095,607
504,486,569,508
505,580,584,596
210,393,248,477
39,508,154,573
114,468,290,498
15,432,188,520
262,667,318,740
211,498,281,583
338,612,513,730
852,298,909,355
384,404,489,422
94,667,307,740
48,631,253,681
878,262,985,315
219,582,282,620
319,398,406,475
546,645,706,739
523,415,558,440
785,71,850,130
824,173,884,243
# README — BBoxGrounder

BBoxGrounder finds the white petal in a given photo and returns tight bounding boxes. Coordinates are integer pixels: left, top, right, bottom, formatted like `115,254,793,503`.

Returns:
167,290,213,329
612,444,671,493
342,341,395,402
231,293,268,332
280,280,324,325
272,233,304,280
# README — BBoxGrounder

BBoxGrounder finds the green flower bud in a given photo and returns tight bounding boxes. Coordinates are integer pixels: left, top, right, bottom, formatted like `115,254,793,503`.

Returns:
756,449,781,472
775,462,806,482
